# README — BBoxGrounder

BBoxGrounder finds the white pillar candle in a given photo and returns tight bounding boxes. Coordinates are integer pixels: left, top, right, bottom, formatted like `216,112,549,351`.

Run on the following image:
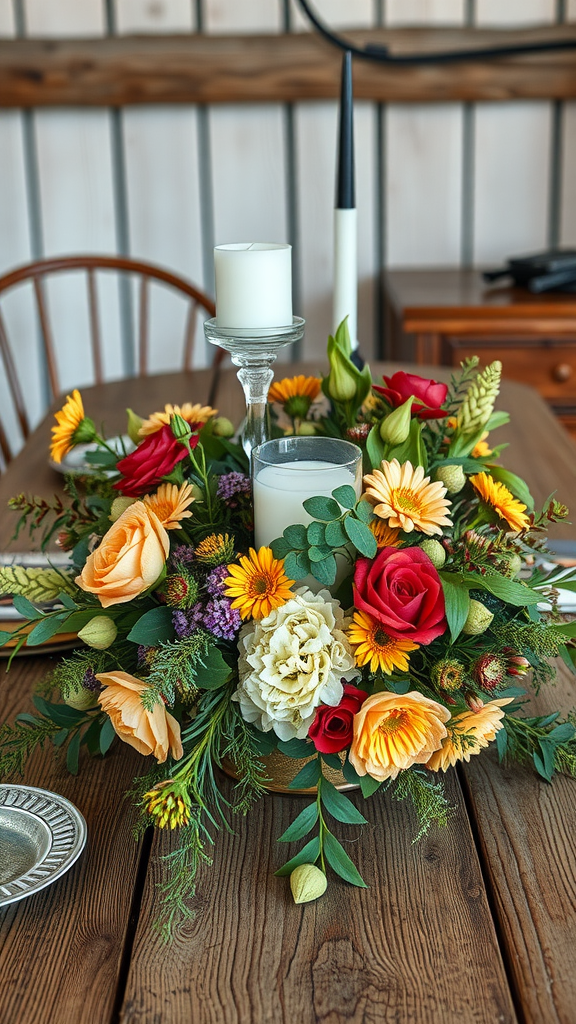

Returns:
253,460,361,550
333,208,358,350
214,242,293,329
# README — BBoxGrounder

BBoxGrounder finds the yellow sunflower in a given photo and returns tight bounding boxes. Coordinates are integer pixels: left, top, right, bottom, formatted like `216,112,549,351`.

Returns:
347,610,418,674
470,472,529,532
268,375,322,420
368,518,402,550
144,483,195,530
426,697,513,772
50,389,93,463
224,547,294,620
363,459,453,536
139,403,216,437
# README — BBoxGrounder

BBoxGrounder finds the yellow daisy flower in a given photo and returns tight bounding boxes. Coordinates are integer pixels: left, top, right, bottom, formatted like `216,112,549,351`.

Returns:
349,690,451,782
268,375,321,404
347,610,418,674
363,459,453,537
224,547,294,620
472,432,493,458
50,389,92,463
426,697,513,772
139,403,216,437
470,472,529,533
144,483,195,530
368,518,402,550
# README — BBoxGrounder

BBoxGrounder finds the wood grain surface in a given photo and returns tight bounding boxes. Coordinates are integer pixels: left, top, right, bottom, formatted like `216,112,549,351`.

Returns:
461,662,576,1024
0,657,145,1024
0,27,576,108
118,773,516,1024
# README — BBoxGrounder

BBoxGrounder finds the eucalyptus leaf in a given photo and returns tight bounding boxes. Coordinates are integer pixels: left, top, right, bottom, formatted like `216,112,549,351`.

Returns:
332,484,357,509
302,496,342,522
26,613,70,647
284,523,308,549
320,779,368,825
324,832,368,887
100,716,116,755
196,645,231,690
354,499,375,524
278,737,314,758
277,803,319,843
66,730,82,776
306,522,326,546
359,774,382,798
308,544,334,562
12,595,43,620
274,836,321,876
548,722,576,745
127,606,175,645
325,520,347,548
284,550,311,580
344,517,377,558
288,757,321,790
310,553,337,587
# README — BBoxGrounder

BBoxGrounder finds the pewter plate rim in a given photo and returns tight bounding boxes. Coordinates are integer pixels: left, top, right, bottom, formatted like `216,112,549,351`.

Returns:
0,784,87,907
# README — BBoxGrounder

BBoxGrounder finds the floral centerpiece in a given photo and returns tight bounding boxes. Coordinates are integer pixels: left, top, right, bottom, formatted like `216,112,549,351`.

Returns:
2,321,576,930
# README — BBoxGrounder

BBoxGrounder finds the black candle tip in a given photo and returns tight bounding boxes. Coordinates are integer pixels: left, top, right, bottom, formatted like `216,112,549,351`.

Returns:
336,50,355,210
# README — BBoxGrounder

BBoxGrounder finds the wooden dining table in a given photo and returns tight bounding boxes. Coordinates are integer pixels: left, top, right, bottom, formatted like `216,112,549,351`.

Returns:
1,363,576,1024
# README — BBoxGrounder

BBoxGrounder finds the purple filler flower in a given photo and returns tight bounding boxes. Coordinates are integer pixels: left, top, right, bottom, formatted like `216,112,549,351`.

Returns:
172,603,204,638
216,472,251,507
83,667,102,693
206,564,228,597
168,544,195,571
204,598,241,641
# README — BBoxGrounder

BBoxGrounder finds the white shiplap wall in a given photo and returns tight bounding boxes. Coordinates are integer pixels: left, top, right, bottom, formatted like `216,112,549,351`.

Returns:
0,0,575,457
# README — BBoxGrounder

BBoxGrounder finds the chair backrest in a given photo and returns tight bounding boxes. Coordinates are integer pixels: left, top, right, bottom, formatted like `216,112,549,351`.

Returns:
0,255,220,464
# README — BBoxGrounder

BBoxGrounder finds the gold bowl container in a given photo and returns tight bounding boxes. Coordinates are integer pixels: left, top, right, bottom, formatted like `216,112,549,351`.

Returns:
222,748,359,795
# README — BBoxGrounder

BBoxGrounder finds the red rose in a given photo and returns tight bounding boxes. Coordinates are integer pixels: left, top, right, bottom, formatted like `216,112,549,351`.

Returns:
308,684,368,754
354,546,447,645
114,424,195,497
373,371,448,420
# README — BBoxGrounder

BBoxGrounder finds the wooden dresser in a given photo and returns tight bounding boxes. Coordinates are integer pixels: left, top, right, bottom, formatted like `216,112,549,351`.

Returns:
384,268,576,438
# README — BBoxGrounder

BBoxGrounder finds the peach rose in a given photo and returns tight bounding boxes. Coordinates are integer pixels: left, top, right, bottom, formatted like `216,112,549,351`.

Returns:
76,501,169,608
96,670,183,763
349,690,450,782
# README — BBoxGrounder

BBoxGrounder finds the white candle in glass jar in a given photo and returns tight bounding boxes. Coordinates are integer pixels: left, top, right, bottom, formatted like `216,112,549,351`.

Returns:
214,242,292,329
253,460,361,550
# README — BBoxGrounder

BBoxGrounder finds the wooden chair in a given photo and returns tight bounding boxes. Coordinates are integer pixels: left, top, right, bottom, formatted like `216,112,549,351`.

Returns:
0,254,220,464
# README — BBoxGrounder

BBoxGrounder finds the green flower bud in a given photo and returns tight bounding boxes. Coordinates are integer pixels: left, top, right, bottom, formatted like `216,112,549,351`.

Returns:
170,413,192,443
126,408,144,445
190,483,203,502
290,864,327,904
78,615,118,650
506,553,523,577
462,599,494,636
420,538,446,568
379,397,413,446
110,496,136,522
211,416,235,438
296,421,317,436
64,685,100,712
431,657,466,693
327,344,357,402
435,464,467,495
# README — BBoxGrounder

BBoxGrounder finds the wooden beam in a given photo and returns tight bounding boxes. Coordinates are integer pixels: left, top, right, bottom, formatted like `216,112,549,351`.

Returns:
0,27,576,107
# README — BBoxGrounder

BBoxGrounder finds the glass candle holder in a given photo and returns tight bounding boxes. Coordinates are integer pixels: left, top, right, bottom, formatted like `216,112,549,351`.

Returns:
252,436,362,550
204,317,305,460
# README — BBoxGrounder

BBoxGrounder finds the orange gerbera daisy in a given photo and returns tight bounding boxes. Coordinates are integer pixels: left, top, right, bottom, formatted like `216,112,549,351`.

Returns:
470,472,529,532
144,482,195,530
224,547,294,620
139,403,216,437
349,690,450,782
50,389,94,463
363,459,453,536
268,375,322,420
472,432,493,459
368,518,402,550
426,697,513,772
347,610,418,674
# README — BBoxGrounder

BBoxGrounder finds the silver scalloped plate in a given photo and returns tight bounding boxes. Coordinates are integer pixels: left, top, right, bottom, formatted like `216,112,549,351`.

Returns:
0,784,87,907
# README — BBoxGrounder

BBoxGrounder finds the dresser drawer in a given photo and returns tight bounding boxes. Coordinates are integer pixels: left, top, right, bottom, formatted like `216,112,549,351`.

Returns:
445,339,576,400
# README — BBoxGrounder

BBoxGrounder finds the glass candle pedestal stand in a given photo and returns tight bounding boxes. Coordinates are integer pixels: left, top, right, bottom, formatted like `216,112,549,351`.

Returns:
204,317,305,460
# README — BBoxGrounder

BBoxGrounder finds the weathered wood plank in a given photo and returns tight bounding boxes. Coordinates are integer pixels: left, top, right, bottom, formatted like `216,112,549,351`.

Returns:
0,656,144,1024
461,662,576,1024
0,27,576,107
119,772,517,1024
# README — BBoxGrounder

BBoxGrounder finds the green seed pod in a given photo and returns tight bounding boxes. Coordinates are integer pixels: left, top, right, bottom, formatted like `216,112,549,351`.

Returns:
420,538,446,569
290,864,328,905
110,496,136,522
435,464,467,495
379,397,413,446
64,683,100,712
78,615,118,651
211,416,235,438
126,408,144,445
462,599,494,636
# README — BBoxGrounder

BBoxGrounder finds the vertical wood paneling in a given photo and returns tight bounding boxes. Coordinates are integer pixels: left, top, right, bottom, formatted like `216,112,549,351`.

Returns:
560,102,576,245
386,0,464,24
289,0,374,31
205,0,281,33
473,102,551,263
386,104,464,266
568,0,576,18
475,0,555,25
0,0,14,33
115,0,209,371
24,0,105,33
115,0,193,31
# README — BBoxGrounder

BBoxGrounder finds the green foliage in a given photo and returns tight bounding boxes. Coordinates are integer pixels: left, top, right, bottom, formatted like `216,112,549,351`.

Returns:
141,630,229,709
439,573,471,643
388,768,451,842
127,606,175,646
0,715,61,777
502,709,576,783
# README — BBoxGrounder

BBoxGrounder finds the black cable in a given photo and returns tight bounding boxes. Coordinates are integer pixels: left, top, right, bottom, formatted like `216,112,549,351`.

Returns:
296,0,576,64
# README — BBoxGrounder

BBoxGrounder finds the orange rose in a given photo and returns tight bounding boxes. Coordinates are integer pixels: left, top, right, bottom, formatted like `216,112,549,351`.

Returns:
96,671,183,763
76,501,169,608
349,690,450,782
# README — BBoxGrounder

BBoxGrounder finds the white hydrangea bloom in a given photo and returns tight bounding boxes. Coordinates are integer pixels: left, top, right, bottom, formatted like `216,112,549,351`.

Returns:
234,587,358,741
